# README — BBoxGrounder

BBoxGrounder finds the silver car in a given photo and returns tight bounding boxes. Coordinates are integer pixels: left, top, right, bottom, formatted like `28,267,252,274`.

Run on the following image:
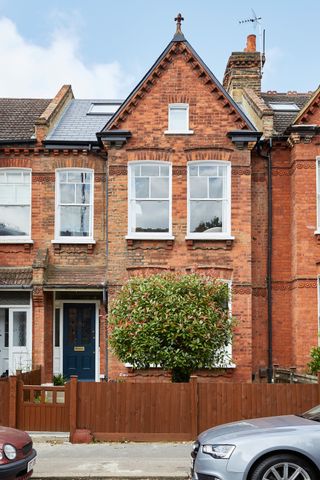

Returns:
191,405,320,480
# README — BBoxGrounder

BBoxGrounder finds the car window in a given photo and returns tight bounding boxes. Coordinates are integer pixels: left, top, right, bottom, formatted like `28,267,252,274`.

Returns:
301,404,320,421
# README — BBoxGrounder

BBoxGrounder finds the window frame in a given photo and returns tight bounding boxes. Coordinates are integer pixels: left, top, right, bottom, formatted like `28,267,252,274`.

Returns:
54,168,94,243
0,168,32,243
186,160,233,240
127,161,173,240
87,103,121,115
165,103,193,135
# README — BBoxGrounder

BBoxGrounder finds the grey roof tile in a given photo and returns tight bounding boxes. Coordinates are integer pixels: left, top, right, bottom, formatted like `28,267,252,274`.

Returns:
261,92,313,135
46,99,123,143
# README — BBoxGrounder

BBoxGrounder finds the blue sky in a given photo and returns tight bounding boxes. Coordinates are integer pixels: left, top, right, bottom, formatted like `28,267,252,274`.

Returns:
0,0,319,99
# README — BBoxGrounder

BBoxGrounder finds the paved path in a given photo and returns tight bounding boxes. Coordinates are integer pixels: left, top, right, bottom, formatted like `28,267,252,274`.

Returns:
32,440,192,479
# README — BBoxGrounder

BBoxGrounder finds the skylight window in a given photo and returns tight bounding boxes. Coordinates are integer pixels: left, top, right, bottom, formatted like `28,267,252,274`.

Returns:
87,103,120,115
269,103,299,112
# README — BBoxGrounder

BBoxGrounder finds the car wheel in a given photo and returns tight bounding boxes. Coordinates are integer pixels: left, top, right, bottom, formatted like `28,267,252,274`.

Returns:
250,454,317,480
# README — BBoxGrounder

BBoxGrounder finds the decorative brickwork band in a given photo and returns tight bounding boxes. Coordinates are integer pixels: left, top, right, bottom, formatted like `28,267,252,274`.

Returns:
95,175,107,182
172,166,186,175
109,165,128,176
295,280,317,289
233,285,252,295
273,161,316,177
32,174,55,183
294,161,316,170
273,169,290,177
273,279,317,291
273,282,292,291
231,167,251,176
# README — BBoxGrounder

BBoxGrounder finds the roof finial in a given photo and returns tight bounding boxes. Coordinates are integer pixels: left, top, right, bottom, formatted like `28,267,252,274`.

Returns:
175,13,184,34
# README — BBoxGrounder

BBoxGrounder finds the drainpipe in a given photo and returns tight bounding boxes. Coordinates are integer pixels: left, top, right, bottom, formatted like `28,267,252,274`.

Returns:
257,138,273,383
105,154,109,381
96,148,109,381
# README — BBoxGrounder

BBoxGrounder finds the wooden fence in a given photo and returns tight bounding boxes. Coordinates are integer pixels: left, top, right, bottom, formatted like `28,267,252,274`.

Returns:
16,367,42,385
17,383,69,432
2,375,320,442
0,377,9,426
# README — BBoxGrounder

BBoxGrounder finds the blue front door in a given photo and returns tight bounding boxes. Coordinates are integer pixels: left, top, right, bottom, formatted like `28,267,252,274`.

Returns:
63,303,96,380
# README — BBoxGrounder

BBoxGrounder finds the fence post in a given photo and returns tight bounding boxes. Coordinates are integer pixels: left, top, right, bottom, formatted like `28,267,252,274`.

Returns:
8,376,17,428
69,376,78,442
190,375,198,439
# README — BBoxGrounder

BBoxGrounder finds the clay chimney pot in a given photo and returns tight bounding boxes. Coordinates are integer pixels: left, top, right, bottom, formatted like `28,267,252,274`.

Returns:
244,34,256,53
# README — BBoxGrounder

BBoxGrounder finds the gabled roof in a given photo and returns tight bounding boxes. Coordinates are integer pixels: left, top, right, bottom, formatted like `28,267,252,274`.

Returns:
261,92,312,135
292,85,320,125
0,98,50,142
101,33,256,133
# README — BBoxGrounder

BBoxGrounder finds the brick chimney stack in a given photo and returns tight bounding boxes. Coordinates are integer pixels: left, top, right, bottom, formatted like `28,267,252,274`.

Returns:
223,34,264,96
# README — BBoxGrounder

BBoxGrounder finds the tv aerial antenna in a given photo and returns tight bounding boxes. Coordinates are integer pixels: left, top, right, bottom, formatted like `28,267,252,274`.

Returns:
239,9,265,77
239,8,261,27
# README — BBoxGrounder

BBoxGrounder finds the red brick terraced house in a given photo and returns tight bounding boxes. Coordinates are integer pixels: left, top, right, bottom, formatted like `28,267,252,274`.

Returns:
0,19,318,383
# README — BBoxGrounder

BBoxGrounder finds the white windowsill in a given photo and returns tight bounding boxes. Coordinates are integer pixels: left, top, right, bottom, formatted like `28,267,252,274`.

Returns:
211,362,236,369
0,239,34,244
125,362,236,369
126,235,175,241
185,235,235,241
314,230,320,235
164,130,194,135
51,239,96,244
125,363,161,368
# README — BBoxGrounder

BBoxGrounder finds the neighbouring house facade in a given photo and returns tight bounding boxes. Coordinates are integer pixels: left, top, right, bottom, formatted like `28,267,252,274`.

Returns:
0,18,319,383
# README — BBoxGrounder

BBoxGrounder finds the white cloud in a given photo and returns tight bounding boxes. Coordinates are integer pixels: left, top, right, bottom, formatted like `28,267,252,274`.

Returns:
0,17,134,98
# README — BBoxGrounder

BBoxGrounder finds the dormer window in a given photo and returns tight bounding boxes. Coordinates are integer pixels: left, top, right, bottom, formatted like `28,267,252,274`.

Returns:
165,103,193,134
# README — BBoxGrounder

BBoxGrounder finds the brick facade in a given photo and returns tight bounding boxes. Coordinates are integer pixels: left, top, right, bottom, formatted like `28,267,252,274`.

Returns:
103,40,260,382
0,147,107,382
1,27,319,383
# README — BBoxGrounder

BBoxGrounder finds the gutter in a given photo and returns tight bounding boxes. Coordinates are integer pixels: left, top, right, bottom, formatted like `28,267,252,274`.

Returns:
42,285,104,290
0,284,32,289
257,138,273,383
43,140,100,150
0,139,36,145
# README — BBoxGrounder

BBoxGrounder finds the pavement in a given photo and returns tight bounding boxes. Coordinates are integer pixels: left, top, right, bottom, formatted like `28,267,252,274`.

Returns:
30,433,192,480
